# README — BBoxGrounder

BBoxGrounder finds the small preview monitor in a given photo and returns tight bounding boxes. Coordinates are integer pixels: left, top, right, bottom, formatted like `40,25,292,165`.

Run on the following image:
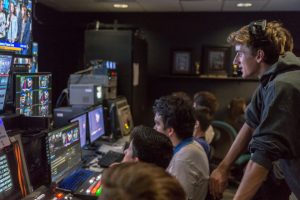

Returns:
46,122,81,183
88,105,105,144
0,54,13,112
14,73,52,116
70,113,87,148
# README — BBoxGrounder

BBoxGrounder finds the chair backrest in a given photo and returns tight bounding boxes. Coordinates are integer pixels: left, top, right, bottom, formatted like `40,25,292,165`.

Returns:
210,120,237,161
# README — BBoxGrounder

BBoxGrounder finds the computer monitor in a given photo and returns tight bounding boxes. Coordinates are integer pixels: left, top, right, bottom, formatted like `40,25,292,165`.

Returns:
70,113,87,148
46,122,81,183
0,54,13,112
0,0,33,55
88,105,105,144
0,120,31,200
14,73,52,116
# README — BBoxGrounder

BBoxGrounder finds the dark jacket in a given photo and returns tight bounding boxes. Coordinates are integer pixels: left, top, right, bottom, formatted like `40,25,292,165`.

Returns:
246,52,300,198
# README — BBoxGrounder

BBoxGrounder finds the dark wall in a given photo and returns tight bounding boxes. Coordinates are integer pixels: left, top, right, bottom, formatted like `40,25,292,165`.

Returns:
33,3,300,125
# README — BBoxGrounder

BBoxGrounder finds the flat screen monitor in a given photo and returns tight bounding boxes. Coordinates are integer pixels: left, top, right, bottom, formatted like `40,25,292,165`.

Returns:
46,122,81,183
88,105,105,144
14,73,52,116
0,119,30,200
70,113,87,148
0,146,24,199
0,0,33,55
0,54,12,112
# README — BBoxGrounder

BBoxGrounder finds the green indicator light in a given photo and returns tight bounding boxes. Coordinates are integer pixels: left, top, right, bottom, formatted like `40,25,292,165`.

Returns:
96,186,103,196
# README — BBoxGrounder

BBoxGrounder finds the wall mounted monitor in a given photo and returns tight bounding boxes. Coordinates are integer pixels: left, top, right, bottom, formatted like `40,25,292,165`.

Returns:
46,122,81,183
88,105,105,144
0,54,13,112
70,113,87,148
14,73,52,116
0,0,33,55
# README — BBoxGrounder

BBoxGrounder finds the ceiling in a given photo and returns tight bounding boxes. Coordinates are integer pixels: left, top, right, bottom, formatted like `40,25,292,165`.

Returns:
38,0,300,12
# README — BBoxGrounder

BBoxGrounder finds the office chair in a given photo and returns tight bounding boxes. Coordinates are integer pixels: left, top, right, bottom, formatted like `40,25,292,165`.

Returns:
210,120,237,162
210,120,250,181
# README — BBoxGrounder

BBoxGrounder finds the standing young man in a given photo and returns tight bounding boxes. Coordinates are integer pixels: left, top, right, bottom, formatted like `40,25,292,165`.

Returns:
153,95,209,200
209,20,300,199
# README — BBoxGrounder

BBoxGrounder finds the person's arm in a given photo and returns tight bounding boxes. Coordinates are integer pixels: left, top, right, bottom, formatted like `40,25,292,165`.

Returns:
234,160,269,200
209,123,254,198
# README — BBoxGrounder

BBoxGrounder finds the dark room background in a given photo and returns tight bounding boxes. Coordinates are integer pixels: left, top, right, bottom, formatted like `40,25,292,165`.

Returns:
33,3,300,126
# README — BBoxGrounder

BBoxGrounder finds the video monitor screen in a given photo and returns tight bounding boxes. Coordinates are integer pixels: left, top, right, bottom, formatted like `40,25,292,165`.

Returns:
14,73,52,116
0,119,26,200
46,122,81,183
88,105,105,144
0,54,12,112
70,113,87,148
0,0,33,55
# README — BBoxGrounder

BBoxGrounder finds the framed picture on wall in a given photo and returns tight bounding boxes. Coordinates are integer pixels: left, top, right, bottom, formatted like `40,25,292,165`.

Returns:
201,46,231,76
171,50,192,75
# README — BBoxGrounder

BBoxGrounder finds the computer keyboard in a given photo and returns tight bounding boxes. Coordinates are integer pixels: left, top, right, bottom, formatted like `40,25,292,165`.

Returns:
58,168,94,192
98,150,124,168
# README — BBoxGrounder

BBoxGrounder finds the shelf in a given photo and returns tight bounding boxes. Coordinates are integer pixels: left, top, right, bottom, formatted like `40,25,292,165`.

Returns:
158,75,259,82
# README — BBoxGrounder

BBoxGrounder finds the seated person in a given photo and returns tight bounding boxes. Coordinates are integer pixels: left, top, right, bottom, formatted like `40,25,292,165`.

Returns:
153,95,209,200
99,162,186,200
171,91,193,106
193,91,219,144
122,125,173,169
193,107,211,159
225,97,247,132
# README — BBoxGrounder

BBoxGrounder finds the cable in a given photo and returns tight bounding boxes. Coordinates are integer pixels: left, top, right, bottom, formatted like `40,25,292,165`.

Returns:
55,88,68,108
13,142,27,197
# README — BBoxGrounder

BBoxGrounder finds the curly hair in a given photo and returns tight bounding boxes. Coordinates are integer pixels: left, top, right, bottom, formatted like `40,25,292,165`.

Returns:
153,95,195,140
227,20,294,65
130,125,173,169
100,162,186,200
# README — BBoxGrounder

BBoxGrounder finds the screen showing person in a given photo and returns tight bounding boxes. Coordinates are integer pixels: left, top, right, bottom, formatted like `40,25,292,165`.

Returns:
0,54,12,112
88,105,105,144
38,90,49,116
37,75,51,116
46,122,81,183
0,0,33,55
15,73,52,116
70,113,87,148
15,74,35,116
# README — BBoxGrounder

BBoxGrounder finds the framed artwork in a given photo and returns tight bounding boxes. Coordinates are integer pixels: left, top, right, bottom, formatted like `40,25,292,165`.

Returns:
171,50,192,75
202,46,231,76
